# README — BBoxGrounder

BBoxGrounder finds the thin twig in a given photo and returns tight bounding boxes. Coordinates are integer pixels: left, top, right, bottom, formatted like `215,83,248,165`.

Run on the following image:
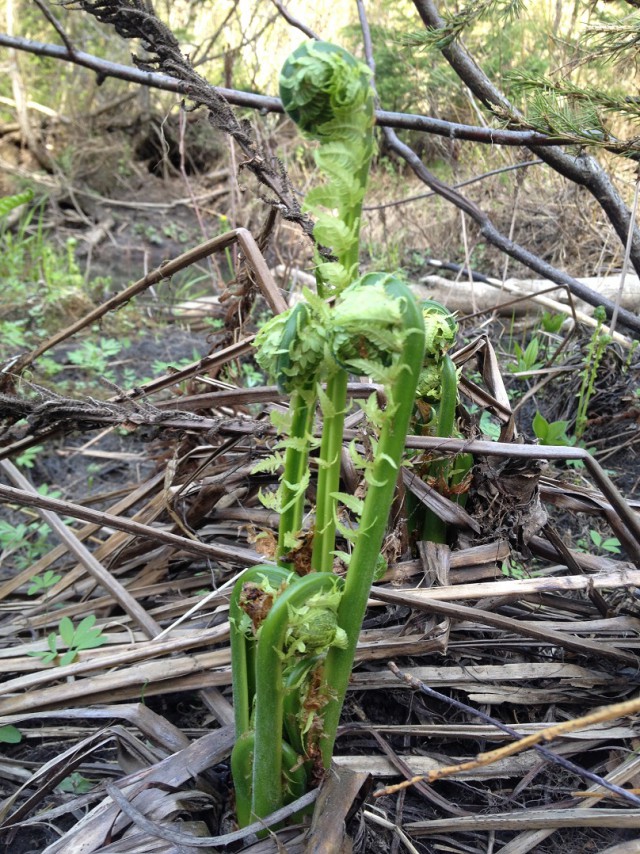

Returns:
269,0,319,40
0,33,623,149
382,662,640,807
362,160,543,211
610,171,640,334
32,0,76,54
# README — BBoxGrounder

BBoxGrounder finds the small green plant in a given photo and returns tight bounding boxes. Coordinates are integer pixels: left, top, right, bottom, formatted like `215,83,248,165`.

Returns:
67,337,124,377
590,530,621,555
540,311,565,334
532,411,575,446
27,615,107,666
413,301,470,543
27,569,62,596
575,306,610,441
15,444,44,469
479,410,501,440
0,519,51,569
0,319,31,349
508,336,543,376
500,557,528,579
56,771,95,794
0,724,22,744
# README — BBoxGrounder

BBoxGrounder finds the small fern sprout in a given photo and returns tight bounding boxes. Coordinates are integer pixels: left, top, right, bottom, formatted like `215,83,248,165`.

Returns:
254,299,327,395
414,300,471,543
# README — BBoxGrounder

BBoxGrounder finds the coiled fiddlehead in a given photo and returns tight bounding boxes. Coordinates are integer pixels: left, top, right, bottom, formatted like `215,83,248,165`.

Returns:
280,40,375,297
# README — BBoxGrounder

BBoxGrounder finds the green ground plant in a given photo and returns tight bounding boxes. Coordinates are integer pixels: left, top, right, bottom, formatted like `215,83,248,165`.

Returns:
0,192,97,364
0,519,51,570
56,771,96,794
508,336,543,376
0,725,22,744
589,530,621,555
540,312,565,334
532,411,575,447
575,306,611,441
27,615,107,666
27,570,63,596
66,337,125,378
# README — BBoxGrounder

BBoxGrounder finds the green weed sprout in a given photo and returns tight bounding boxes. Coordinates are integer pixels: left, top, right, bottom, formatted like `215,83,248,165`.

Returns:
575,306,610,441
27,615,107,666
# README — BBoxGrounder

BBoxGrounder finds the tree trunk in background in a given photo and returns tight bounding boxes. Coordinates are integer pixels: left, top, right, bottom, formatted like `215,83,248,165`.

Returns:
6,0,53,171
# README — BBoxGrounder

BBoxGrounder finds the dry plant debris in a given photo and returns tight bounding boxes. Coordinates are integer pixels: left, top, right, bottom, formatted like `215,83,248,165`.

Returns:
0,229,639,853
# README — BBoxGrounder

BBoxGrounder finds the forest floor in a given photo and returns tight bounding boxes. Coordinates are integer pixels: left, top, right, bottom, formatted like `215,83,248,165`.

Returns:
0,162,639,854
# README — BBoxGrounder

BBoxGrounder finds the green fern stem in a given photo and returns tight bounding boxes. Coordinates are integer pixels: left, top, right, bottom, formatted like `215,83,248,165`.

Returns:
320,280,425,766
311,368,348,572
575,306,609,441
230,565,294,739
251,572,343,819
230,732,307,831
277,390,316,563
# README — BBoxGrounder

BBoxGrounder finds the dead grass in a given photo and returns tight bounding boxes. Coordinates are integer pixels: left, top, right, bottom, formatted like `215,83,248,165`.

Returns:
0,142,639,852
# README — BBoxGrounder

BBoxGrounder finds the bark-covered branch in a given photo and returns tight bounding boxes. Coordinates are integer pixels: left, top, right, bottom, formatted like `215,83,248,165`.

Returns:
411,0,640,276
0,32,613,148
354,0,640,335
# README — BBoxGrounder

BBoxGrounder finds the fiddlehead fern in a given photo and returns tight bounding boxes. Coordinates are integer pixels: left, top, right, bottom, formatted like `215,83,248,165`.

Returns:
279,41,377,575
254,300,327,560
280,41,375,297
321,274,426,764
230,564,345,824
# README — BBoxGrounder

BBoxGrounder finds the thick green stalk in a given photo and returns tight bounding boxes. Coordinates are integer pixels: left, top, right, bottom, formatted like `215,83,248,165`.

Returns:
321,283,425,765
252,572,343,819
277,390,315,562
311,368,348,572
230,565,293,738
231,733,308,831
230,732,254,829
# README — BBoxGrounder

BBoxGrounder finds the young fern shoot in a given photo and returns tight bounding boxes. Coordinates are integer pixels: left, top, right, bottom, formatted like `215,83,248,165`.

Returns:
281,41,376,574
321,273,426,763
230,41,439,830
279,41,376,297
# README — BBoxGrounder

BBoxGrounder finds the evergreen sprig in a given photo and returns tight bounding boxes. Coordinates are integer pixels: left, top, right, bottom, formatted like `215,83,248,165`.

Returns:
584,11,640,65
507,70,640,156
401,0,526,51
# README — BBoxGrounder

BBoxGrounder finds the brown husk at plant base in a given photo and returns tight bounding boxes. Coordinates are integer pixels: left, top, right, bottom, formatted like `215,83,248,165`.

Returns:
1,186,640,853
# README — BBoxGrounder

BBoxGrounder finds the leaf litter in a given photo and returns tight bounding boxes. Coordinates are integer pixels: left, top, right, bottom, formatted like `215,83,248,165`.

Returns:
0,228,639,854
